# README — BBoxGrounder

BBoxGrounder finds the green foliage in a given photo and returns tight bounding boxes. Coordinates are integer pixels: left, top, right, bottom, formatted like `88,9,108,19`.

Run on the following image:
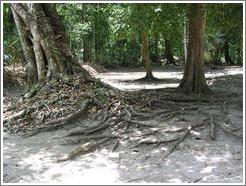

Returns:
206,3,243,64
3,3,23,65
4,3,243,68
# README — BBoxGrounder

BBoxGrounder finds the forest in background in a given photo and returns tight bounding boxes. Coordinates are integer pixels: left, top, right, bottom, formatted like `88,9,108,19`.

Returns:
3,3,243,69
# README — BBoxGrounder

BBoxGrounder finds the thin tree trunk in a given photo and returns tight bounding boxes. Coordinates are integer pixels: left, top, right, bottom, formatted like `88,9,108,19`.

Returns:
183,18,188,65
211,46,222,65
91,22,96,64
238,26,243,65
165,39,176,65
150,34,159,62
142,31,154,79
178,4,209,94
224,41,234,65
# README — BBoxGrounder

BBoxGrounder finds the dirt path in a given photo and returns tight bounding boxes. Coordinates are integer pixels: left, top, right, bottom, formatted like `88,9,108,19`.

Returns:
2,66,244,184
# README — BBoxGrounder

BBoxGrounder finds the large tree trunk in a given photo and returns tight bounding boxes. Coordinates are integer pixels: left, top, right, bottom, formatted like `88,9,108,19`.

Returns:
164,39,176,65
178,4,209,94
142,31,154,79
224,41,234,65
10,3,81,83
11,6,39,83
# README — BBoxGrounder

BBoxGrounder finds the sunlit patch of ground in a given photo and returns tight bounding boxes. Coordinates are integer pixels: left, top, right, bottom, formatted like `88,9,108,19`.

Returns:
94,66,243,91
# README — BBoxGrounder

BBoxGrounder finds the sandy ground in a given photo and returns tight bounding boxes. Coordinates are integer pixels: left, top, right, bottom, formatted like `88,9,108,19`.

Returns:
2,66,244,184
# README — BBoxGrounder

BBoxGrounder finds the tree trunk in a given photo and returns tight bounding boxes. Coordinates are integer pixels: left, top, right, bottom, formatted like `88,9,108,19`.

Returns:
165,39,176,65
91,22,96,64
238,25,243,65
11,6,38,83
150,34,159,63
142,31,154,79
178,4,209,94
183,18,188,65
224,41,234,65
10,3,82,83
211,46,222,65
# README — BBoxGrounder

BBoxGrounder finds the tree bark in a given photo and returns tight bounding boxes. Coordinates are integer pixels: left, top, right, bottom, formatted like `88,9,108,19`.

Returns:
165,39,176,65
178,4,209,94
11,3,83,83
142,31,154,79
11,6,38,83
183,17,188,65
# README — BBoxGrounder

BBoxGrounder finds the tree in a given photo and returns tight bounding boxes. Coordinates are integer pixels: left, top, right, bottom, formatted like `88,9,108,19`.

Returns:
224,41,234,65
206,3,243,65
130,4,156,80
10,3,80,84
164,39,176,65
141,31,154,79
178,4,209,94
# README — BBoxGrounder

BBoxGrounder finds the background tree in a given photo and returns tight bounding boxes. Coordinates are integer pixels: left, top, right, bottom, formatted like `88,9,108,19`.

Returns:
5,3,243,81
129,4,156,80
206,3,243,65
179,4,209,94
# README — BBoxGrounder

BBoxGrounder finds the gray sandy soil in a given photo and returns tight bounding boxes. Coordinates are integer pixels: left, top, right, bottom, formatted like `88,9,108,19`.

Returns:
3,66,244,184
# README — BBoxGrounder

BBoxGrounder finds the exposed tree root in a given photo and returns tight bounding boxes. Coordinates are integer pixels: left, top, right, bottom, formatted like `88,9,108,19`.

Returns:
57,137,112,162
3,109,30,124
61,135,118,146
133,137,180,148
23,85,40,99
22,99,90,137
163,126,192,159
3,103,45,124
160,97,209,103
217,121,243,139
111,139,120,152
134,75,163,82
